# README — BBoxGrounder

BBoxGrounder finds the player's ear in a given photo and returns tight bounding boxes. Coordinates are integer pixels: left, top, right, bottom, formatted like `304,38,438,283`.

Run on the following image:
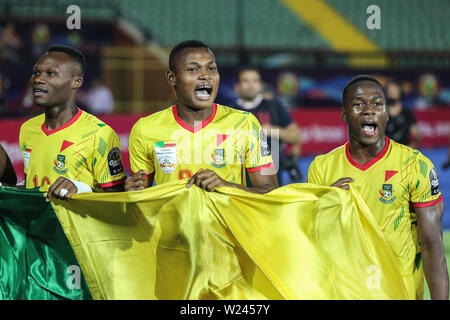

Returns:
71,76,83,89
341,106,347,122
167,70,176,88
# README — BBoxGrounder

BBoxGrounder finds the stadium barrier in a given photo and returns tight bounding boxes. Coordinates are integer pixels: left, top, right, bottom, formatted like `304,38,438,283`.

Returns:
1,108,449,182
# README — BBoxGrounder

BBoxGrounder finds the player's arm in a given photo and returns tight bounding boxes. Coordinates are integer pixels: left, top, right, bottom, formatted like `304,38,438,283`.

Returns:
0,144,17,185
45,175,125,201
416,201,449,300
125,170,154,191
186,167,278,194
125,119,155,191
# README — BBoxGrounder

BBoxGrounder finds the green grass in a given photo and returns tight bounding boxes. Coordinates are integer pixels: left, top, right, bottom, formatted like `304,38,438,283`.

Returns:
423,231,450,300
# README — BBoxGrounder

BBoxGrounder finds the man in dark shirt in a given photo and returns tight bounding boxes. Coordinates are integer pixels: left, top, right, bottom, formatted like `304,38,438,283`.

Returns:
233,67,302,186
0,144,16,185
385,80,421,148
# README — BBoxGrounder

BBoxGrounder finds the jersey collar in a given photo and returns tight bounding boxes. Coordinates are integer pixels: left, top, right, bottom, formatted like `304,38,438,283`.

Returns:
345,136,390,171
41,108,83,136
172,103,217,133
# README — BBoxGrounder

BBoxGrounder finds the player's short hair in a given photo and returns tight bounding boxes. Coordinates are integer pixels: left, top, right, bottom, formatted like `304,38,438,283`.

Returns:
169,40,212,71
236,66,261,82
342,75,384,106
47,45,85,76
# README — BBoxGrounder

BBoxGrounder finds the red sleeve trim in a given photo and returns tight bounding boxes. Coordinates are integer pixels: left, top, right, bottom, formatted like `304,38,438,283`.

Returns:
246,162,274,173
99,178,126,188
130,170,154,180
412,195,443,208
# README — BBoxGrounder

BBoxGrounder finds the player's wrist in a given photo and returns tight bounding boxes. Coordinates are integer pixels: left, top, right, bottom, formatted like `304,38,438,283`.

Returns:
65,178,93,194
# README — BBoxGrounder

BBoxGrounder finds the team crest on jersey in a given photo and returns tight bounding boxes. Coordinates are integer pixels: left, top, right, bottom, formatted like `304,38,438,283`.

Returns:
211,148,227,168
155,141,177,174
379,184,396,204
53,154,68,174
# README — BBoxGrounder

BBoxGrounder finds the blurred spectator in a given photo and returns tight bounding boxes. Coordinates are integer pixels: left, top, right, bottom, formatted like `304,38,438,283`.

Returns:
0,72,5,113
84,79,114,115
0,143,16,185
415,73,440,110
443,133,450,170
31,24,51,59
233,67,302,186
276,71,300,110
0,23,22,62
385,80,421,149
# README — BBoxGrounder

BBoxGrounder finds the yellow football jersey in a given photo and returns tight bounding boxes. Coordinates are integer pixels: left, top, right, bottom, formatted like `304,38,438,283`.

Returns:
19,108,126,191
307,137,443,299
129,103,274,186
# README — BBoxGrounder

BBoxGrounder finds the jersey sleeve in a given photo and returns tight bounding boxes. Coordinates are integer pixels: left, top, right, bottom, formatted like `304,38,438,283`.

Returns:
129,119,155,177
245,113,274,172
410,153,443,207
306,157,323,185
92,126,126,188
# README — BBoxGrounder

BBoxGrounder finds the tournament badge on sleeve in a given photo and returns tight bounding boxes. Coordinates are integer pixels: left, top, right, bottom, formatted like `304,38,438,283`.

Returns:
260,129,270,157
155,141,177,174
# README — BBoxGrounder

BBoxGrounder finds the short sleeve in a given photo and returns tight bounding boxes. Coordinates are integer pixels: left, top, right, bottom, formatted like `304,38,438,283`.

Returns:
410,153,443,207
129,119,155,176
93,126,126,188
245,113,274,172
306,157,323,185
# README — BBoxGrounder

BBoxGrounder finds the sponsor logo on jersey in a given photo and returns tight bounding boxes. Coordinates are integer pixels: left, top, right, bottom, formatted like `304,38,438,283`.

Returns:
53,154,69,174
155,141,177,174
108,147,124,175
211,148,227,168
379,184,396,204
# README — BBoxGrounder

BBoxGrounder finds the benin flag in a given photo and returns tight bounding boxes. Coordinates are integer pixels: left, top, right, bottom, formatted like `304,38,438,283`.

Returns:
1,182,410,300
0,188,91,300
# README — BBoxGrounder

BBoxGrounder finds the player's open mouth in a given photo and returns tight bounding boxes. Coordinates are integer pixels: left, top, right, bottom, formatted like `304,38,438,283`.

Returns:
194,85,212,101
361,122,377,136
32,87,48,97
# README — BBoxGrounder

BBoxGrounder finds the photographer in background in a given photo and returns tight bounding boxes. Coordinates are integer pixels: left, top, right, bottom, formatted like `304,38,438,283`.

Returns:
234,67,302,186
385,80,421,149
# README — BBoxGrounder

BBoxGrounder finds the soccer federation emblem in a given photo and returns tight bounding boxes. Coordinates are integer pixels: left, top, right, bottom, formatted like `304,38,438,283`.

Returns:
53,154,68,174
379,184,396,204
211,148,227,168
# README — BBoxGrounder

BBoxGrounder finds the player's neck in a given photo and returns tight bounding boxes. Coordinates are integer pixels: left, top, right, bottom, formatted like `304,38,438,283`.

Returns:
44,103,79,131
348,136,386,165
177,103,213,127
